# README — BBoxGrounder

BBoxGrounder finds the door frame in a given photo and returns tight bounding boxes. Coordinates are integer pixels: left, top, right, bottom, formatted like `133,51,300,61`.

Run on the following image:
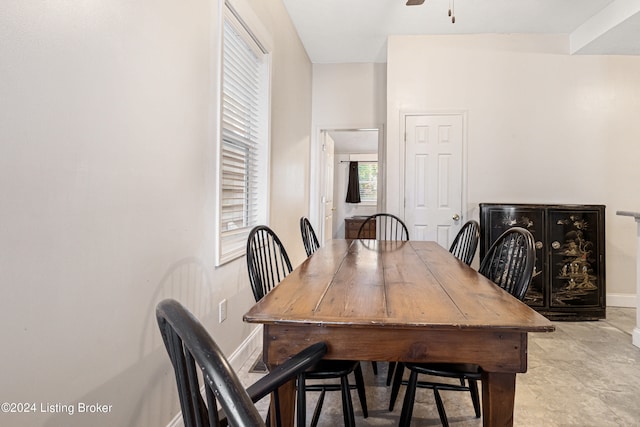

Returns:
400,110,469,236
310,125,385,242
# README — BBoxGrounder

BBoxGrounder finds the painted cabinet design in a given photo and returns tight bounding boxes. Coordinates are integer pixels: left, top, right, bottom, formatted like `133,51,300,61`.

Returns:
480,204,606,320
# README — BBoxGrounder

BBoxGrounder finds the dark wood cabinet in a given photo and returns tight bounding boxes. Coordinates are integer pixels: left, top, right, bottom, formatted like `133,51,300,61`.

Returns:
345,216,376,239
480,203,606,320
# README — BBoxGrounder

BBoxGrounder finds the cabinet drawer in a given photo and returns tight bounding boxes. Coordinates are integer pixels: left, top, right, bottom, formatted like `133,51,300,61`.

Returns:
345,217,376,239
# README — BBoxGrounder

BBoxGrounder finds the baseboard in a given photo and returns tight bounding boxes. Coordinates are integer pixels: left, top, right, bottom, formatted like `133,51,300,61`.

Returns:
229,325,264,372
607,293,637,308
166,325,264,427
166,410,183,427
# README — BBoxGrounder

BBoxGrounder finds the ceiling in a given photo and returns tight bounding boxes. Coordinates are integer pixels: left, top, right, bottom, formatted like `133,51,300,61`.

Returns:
281,0,640,63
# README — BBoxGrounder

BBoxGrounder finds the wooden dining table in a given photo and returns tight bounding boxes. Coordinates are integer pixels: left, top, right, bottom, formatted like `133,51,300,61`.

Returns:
244,239,555,426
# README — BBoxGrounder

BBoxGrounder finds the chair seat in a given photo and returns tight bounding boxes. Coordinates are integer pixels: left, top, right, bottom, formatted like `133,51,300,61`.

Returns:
305,360,361,378
405,362,481,379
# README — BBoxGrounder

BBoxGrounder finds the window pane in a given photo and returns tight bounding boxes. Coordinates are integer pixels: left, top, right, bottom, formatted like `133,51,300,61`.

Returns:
358,163,377,202
221,141,249,231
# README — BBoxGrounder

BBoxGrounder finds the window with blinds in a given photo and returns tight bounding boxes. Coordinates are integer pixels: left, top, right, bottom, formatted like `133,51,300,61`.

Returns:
217,5,270,265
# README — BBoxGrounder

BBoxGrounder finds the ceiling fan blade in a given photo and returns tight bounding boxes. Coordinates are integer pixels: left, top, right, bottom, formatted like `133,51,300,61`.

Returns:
406,0,425,5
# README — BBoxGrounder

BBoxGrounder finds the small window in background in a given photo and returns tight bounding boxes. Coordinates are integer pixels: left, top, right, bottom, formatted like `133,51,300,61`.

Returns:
358,162,378,203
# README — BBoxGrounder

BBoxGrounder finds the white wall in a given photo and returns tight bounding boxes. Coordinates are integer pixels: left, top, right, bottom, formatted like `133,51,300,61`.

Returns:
312,63,387,129
310,63,387,230
0,0,311,425
248,1,314,268
387,34,640,300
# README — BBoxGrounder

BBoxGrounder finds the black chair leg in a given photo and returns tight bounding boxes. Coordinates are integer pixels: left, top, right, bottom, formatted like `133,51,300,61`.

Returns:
353,363,368,418
310,389,325,427
386,361,397,386
469,379,481,418
399,370,418,426
297,374,306,427
340,375,356,427
389,362,405,411
433,387,449,427
272,388,283,427
371,361,378,375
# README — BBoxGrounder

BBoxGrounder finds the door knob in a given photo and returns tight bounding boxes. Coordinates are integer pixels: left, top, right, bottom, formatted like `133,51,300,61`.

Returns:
452,214,460,221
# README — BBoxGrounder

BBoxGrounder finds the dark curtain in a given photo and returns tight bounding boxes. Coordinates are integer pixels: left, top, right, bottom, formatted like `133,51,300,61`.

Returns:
345,161,361,203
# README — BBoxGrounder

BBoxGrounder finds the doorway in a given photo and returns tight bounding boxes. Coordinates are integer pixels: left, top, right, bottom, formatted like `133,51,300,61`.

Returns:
314,128,382,242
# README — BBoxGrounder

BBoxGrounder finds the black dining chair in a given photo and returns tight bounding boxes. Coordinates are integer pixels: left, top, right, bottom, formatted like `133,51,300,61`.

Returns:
448,220,480,266
478,226,536,300
246,225,368,427
156,298,328,427
357,213,409,241
300,217,321,257
246,225,293,302
390,227,536,426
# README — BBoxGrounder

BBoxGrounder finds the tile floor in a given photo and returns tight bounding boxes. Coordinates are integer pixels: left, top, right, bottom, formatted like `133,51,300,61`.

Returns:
239,307,640,426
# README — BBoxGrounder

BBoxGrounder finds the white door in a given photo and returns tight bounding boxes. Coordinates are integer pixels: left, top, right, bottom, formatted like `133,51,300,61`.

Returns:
404,114,464,247
321,133,335,243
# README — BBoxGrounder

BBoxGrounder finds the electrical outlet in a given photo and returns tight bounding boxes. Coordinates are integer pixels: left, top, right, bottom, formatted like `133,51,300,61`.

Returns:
219,299,227,323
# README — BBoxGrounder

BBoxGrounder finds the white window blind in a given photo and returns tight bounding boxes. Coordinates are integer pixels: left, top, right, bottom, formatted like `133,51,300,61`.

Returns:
217,6,269,265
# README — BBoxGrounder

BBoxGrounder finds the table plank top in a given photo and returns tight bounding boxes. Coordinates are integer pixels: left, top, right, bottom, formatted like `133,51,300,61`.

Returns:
244,240,554,333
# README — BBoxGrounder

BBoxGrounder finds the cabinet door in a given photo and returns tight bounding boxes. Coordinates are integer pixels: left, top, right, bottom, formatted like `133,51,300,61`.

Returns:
481,206,545,307
548,209,602,308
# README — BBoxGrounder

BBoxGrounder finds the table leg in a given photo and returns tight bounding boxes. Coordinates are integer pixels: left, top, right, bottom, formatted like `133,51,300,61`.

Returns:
269,379,296,427
481,371,516,427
